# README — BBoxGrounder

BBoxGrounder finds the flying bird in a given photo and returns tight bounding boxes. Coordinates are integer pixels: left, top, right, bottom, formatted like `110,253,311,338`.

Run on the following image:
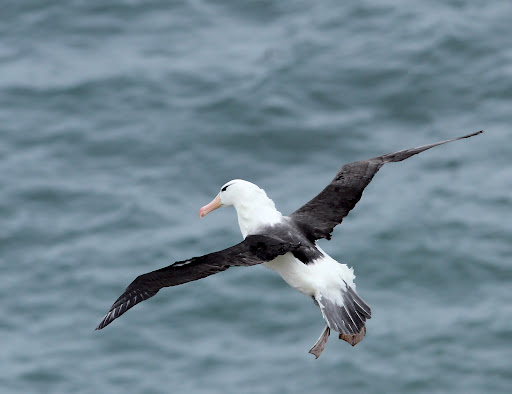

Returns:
96,131,482,358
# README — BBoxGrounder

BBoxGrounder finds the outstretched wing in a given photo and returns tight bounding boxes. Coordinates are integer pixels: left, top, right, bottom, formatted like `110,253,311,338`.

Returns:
290,131,482,241
95,234,301,330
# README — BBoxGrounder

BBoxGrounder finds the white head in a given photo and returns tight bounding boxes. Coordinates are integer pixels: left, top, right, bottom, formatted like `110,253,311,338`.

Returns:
198,179,282,238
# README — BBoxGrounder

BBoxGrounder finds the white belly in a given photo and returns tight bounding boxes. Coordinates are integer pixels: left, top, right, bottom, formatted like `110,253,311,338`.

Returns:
262,248,356,301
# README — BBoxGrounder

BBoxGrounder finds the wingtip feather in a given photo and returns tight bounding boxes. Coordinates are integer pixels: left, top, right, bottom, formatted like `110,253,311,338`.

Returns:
95,288,159,331
460,130,483,139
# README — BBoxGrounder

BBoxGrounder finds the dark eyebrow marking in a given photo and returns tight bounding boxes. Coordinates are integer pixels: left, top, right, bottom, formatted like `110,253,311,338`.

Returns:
221,184,232,192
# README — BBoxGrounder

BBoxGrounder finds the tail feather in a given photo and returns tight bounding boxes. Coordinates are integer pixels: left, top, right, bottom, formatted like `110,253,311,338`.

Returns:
347,286,371,317
316,285,371,346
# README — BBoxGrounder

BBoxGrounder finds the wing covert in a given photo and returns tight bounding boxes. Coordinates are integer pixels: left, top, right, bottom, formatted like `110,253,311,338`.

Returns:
290,131,482,241
95,234,300,330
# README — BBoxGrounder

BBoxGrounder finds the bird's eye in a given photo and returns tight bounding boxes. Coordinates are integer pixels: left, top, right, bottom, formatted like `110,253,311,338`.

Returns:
221,184,230,192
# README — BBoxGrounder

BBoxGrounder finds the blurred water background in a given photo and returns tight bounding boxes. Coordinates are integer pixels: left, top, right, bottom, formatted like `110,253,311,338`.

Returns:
1,1,511,393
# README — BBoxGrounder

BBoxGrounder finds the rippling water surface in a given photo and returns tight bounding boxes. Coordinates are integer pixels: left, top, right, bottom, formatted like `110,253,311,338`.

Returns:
1,1,511,393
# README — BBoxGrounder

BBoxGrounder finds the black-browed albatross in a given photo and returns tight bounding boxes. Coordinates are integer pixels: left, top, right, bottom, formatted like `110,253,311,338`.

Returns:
96,131,482,358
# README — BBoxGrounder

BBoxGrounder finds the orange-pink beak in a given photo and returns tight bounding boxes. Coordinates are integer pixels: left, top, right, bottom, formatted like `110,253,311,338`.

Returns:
199,194,222,218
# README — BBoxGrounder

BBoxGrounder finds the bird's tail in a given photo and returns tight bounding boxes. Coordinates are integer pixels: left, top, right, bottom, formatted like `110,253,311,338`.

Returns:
314,284,371,346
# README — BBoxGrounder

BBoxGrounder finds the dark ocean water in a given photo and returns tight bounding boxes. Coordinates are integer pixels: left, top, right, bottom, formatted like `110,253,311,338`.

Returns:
1,1,511,393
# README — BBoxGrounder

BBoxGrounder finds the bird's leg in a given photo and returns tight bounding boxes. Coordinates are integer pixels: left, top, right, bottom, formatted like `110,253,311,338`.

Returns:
308,325,330,359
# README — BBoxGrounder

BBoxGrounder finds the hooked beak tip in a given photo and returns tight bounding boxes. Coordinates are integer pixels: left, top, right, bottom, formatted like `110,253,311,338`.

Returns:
198,194,221,219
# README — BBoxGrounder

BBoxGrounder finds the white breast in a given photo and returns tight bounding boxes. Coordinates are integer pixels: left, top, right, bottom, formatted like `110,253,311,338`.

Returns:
263,246,356,304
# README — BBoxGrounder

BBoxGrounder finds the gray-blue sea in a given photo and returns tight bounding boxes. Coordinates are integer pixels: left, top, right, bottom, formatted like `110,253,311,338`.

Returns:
1,1,511,393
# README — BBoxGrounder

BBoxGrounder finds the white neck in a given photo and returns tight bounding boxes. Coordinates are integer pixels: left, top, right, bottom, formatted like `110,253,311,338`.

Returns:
233,195,283,238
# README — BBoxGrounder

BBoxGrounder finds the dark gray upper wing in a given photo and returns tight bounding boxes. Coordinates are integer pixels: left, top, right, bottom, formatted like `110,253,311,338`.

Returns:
290,131,482,241
95,234,301,330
